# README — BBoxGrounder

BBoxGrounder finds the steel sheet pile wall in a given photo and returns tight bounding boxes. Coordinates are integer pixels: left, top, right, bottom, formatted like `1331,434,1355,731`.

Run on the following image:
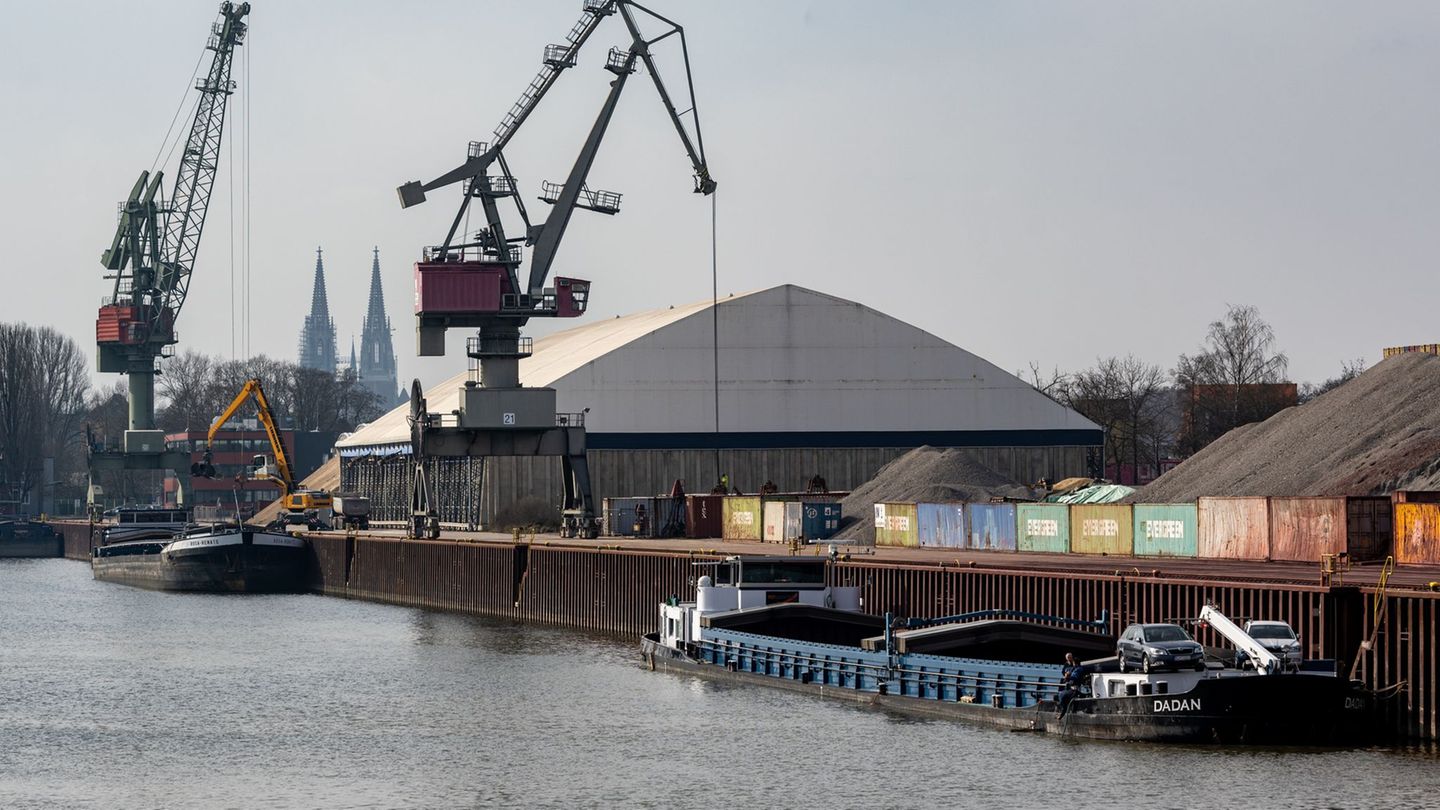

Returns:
54,521,97,560
1198,497,1271,560
1356,590,1439,741
966,503,1017,551
1394,503,1440,566
517,546,699,635
1016,503,1068,553
1269,497,1346,562
874,502,918,547
1132,504,1197,558
916,503,965,548
1070,504,1132,556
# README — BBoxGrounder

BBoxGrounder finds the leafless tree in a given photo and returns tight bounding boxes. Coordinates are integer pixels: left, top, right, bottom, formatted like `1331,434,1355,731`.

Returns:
0,324,91,512
1066,355,1167,483
1299,357,1366,403
1174,304,1293,455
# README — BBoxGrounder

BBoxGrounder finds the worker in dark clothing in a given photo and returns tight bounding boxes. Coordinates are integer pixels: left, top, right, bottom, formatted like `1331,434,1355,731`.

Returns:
1056,652,1088,718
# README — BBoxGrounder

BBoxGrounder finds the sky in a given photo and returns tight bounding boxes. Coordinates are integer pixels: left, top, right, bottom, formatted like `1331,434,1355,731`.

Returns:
3,0,1439,394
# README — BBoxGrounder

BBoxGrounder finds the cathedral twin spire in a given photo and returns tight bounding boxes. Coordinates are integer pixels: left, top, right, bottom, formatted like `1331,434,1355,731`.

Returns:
297,247,402,405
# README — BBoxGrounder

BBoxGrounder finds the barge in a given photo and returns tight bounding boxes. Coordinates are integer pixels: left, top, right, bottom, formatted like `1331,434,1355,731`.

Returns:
642,556,1375,744
92,508,308,593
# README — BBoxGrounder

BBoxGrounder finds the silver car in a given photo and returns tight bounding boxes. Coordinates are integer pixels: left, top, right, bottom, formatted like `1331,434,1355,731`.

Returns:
1241,620,1303,670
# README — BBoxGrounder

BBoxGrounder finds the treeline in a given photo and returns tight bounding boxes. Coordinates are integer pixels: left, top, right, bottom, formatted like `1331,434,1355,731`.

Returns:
1027,305,1362,481
0,322,391,513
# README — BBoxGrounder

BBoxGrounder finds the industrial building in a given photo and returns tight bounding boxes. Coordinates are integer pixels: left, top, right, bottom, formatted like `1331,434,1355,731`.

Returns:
336,284,1102,527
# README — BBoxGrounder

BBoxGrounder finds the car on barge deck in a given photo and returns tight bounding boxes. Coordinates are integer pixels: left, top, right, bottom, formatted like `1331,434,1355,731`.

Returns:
640,556,1375,745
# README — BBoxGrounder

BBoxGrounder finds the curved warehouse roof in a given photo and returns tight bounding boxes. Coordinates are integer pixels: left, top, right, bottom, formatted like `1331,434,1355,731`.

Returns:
338,285,1100,452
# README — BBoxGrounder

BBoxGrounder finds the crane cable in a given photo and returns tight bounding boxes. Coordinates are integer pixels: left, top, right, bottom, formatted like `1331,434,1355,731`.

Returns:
149,49,207,178
711,187,720,489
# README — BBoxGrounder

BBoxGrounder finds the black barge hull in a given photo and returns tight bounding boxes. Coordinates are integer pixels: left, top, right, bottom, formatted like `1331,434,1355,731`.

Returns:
92,529,308,593
641,635,1374,745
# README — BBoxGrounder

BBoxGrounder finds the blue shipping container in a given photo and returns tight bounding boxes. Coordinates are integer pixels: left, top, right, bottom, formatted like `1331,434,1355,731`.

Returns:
917,503,966,548
966,503,1019,551
793,501,842,542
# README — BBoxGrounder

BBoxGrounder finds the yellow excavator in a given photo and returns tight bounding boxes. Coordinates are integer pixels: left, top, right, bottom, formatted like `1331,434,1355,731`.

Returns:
193,378,332,528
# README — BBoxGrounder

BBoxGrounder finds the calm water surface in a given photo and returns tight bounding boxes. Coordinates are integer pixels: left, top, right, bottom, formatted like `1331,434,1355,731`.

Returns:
1,559,1435,809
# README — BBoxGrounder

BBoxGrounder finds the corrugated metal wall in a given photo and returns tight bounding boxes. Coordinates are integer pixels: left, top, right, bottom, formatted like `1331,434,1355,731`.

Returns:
341,445,1092,529
1269,497,1346,562
1017,503,1069,553
1071,504,1133,556
1395,503,1440,565
1199,497,1271,560
875,502,918,547
966,503,1018,550
1131,503,1198,558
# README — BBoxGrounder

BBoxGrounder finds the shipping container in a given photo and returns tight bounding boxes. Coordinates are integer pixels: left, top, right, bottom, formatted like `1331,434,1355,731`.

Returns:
1016,503,1069,553
1131,503,1197,558
650,496,685,537
1345,496,1392,562
603,496,657,537
789,501,842,543
917,503,966,548
1269,497,1346,562
966,503,1018,551
1070,503,1133,556
722,496,764,541
762,500,787,543
685,494,723,539
874,502,919,547
1198,497,1270,560
1395,502,1440,565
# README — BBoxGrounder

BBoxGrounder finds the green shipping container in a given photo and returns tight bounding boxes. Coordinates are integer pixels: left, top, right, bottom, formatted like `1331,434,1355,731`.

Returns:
722,496,763,541
874,502,919,547
1132,503,1198,557
1070,503,1134,556
1017,503,1069,553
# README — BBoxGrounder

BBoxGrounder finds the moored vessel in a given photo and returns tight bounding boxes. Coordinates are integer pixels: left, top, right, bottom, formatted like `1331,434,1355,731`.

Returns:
92,508,308,593
642,555,1375,745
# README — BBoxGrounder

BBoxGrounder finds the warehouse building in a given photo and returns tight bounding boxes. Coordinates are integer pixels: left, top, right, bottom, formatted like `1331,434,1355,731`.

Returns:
336,285,1102,527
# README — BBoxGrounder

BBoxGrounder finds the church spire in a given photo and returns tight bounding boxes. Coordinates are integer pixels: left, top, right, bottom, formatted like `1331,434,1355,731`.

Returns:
358,247,401,404
297,246,338,374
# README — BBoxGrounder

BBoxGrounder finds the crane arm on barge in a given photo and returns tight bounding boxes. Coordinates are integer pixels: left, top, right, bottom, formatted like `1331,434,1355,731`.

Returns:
1198,604,1284,674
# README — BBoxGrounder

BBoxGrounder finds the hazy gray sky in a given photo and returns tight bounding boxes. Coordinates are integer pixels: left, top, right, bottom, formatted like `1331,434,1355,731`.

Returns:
4,1,1438,392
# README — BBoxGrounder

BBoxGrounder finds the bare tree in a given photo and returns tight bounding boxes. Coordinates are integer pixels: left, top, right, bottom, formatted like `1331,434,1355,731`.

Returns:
1299,357,1366,403
0,324,91,512
1174,304,1293,455
157,351,215,431
1066,355,1167,483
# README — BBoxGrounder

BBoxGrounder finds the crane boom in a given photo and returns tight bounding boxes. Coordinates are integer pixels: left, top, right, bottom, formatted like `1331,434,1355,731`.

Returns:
199,379,296,496
1198,604,1283,675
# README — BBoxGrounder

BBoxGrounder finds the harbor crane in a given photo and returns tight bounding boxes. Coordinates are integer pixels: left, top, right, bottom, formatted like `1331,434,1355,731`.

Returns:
396,0,715,538
89,2,250,508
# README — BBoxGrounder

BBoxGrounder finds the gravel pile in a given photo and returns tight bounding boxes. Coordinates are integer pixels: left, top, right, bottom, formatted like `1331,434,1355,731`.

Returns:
835,447,1035,543
1135,351,1440,502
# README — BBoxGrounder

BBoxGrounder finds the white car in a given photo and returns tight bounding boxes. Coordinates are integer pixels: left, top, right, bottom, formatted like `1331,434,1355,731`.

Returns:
1241,620,1303,670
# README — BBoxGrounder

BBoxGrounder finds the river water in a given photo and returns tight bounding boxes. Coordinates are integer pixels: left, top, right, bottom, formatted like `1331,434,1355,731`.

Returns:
1,559,1434,809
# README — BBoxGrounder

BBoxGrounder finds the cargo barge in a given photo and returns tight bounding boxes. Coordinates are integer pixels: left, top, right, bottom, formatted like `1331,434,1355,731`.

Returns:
0,521,62,558
641,556,1375,744
92,509,308,593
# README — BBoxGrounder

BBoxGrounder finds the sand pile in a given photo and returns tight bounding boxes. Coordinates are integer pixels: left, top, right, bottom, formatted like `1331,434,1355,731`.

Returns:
835,447,1035,543
1135,352,1440,502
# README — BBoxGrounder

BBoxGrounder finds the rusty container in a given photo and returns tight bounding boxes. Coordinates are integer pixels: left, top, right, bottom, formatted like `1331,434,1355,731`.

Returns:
722,495,764,541
874,502,919,547
1268,497,1347,562
1345,496,1392,562
917,503,966,548
685,494,723,539
1132,503,1197,557
1198,496,1270,560
1395,502,1440,565
1070,503,1133,556
1016,503,1069,553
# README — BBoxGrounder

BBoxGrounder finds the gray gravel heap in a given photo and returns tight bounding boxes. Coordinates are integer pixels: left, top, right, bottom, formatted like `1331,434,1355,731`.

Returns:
835,447,1036,544
1135,351,1440,502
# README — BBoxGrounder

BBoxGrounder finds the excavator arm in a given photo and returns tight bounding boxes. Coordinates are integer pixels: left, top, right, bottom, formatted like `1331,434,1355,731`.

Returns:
195,378,295,496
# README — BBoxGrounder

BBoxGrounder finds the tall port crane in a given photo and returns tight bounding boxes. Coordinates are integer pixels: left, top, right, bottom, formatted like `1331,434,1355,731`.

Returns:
89,2,250,507
396,0,714,538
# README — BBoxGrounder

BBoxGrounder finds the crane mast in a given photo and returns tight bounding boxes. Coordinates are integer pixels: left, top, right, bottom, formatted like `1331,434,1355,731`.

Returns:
395,0,715,539
89,1,249,510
